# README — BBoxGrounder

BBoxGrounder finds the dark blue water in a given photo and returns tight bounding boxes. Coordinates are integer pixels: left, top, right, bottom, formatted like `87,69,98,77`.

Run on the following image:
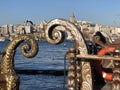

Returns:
0,40,75,90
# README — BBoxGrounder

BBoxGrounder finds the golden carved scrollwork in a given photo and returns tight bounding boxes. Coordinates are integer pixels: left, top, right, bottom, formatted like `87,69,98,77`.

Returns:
45,18,93,90
0,35,38,90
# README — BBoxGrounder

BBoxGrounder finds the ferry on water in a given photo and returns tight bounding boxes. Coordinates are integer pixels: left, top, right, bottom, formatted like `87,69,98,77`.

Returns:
0,37,6,41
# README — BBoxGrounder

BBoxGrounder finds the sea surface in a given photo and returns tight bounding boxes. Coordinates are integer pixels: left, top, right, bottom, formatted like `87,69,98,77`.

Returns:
0,40,105,90
0,40,75,90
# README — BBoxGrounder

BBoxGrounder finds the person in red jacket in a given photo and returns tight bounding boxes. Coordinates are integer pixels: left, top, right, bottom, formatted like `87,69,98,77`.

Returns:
93,31,120,90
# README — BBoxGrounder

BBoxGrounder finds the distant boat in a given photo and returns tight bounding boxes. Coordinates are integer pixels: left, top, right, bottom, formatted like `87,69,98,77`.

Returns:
0,37,6,41
0,37,10,42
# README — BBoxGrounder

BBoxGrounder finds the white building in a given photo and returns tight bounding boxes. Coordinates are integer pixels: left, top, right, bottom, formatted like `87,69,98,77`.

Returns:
25,25,32,34
1,24,9,36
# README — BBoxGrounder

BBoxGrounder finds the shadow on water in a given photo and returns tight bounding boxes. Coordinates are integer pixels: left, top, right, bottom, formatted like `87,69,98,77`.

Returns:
19,74,68,90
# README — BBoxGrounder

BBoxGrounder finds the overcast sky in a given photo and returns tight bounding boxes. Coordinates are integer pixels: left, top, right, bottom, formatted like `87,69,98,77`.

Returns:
0,0,120,26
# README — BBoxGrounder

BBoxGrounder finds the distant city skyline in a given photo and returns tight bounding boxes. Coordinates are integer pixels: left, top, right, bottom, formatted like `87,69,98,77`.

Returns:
0,0,120,26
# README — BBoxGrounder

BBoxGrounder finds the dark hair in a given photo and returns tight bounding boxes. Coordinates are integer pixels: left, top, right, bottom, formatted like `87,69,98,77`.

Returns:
95,31,106,44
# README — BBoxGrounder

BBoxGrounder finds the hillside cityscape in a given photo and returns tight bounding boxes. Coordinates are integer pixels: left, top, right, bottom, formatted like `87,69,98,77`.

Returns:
0,13,120,41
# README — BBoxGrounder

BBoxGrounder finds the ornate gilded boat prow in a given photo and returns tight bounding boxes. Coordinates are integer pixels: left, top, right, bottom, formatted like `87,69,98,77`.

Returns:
0,35,38,90
45,18,92,90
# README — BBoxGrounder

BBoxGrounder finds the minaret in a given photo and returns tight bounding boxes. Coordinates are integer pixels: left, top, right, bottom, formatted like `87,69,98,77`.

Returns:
70,13,75,23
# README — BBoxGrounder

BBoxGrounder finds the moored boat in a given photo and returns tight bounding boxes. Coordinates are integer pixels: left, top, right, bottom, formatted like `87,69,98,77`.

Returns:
0,37,6,41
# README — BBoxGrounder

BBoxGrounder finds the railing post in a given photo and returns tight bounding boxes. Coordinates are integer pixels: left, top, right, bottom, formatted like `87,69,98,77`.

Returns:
67,47,82,90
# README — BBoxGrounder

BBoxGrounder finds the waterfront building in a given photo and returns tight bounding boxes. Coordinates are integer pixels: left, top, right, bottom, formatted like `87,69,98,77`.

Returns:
24,25,33,34
0,26,1,35
24,20,34,34
0,24,9,36
39,20,47,31
8,24,14,34
114,27,120,38
70,13,75,23
0,14,120,40
117,27,120,33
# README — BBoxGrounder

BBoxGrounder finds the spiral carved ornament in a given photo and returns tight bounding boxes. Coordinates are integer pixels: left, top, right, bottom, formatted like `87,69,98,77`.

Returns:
0,35,38,90
45,18,93,90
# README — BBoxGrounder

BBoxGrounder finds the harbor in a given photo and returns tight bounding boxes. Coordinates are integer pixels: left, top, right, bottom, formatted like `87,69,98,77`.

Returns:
0,1,120,90
0,18,120,90
0,40,73,90
0,40,105,90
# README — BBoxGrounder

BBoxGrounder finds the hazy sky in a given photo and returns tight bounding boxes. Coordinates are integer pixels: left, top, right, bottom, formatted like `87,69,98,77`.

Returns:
0,0,120,26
